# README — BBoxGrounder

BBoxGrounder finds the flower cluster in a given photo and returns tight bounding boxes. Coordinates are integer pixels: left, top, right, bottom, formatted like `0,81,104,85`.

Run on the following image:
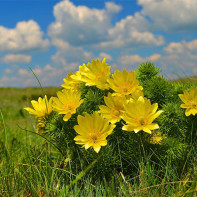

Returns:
25,58,164,152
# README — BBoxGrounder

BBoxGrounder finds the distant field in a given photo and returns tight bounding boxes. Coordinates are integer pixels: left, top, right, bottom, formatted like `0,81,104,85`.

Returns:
170,75,197,84
0,87,60,145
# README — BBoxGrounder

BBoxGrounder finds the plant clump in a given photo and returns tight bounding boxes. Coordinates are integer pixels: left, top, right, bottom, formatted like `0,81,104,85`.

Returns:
24,60,197,179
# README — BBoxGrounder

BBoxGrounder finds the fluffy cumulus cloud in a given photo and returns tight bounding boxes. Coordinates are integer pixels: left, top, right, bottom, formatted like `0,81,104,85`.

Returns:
48,0,121,46
48,0,165,51
163,40,197,74
1,0,197,87
95,30,164,50
118,39,197,79
51,38,93,67
164,39,197,54
0,64,70,87
2,54,32,64
98,52,112,61
0,20,50,52
138,0,197,32
119,53,161,66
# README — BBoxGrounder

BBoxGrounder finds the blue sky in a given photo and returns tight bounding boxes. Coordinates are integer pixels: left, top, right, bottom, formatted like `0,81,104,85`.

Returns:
0,0,197,87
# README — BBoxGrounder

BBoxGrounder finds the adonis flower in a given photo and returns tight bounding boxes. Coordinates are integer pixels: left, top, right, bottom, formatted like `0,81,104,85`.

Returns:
125,89,144,101
52,89,83,121
61,72,83,92
24,95,53,118
122,96,163,134
178,87,197,116
80,58,111,90
74,112,115,153
71,63,88,81
149,131,164,144
108,69,143,96
99,93,127,123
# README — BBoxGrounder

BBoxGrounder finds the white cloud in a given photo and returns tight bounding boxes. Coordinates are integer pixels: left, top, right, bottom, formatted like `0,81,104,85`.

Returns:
164,42,184,54
119,54,145,65
1,64,63,87
187,40,197,51
32,65,42,76
44,64,54,71
95,30,164,50
18,68,29,76
48,0,121,46
2,54,32,64
163,40,197,72
138,0,197,32
118,39,197,79
4,69,13,74
105,2,122,14
98,52,112,61
0,20,50,52
164,39,197,54
51,38,93,67
148,54,161,61
48,0,164,51
119,53,161,65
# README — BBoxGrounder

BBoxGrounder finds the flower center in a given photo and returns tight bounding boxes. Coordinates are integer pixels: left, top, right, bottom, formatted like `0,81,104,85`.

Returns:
119,83,133,95
135,115,148,126
65,102,75,111
114,110,120,117
89,129,101,142
139,117,145,125
91,133,98,141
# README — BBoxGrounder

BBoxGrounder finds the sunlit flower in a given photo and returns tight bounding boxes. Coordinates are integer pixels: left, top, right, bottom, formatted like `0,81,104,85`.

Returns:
74,112,115,153
122,96,163,134
52,89,83,121
61,72,83,92
108,69,143,96
126,89,144,101
149,131,164,144
24,95,53,117
71,64,88,81
99,93,127,123
80,58,111,90
178,87,197,116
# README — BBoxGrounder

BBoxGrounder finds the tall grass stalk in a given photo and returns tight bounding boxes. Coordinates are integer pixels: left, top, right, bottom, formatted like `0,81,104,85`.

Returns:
0,107,7,148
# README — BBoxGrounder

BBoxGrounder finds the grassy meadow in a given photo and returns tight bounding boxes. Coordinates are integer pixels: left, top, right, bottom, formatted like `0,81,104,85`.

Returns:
0,74,197,196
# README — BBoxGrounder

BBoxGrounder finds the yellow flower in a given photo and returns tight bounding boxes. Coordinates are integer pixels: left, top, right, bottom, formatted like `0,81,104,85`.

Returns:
178,87,197,116
122,96,163,134
61,72,83,92
71,64,88,81
126,89,144,101
24,95,53,118
149,131,164,144
52,89,83,121
74,112,115,153
80,58,111,90
99,93,127,123
108,69,143,96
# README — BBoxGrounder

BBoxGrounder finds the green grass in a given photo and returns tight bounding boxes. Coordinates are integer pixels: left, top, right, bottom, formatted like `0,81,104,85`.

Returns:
0,86,196,196
170,75,197,84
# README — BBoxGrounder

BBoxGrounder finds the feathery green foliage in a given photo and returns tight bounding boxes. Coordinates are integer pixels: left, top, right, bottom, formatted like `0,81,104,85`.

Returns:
0,62,196,195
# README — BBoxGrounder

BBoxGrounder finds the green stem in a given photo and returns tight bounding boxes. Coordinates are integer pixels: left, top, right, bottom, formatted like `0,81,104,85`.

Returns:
0,107,7,148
